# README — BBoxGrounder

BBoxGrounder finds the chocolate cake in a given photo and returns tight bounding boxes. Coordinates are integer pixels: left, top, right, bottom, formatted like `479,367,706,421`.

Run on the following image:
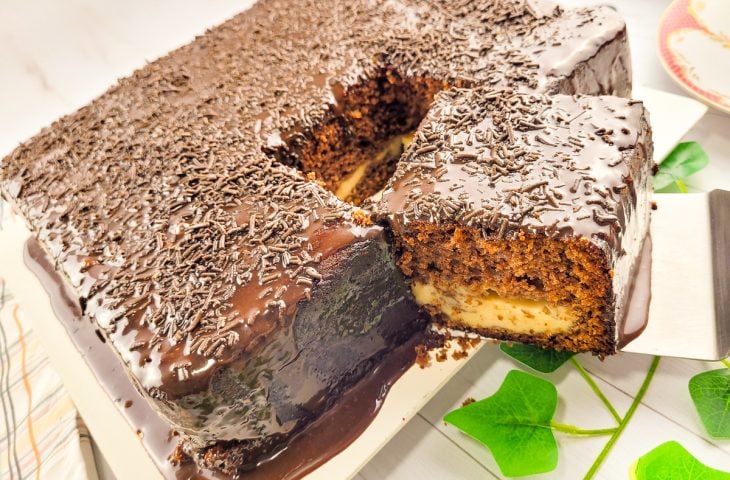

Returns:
0,0,650,476
375,89,652,355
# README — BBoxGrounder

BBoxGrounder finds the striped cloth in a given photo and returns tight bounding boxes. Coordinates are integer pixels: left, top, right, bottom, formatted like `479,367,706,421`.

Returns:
0,276,99,479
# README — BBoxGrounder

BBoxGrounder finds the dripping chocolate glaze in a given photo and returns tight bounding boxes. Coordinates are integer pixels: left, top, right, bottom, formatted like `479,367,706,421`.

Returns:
25,238,425,480
1,0,643,474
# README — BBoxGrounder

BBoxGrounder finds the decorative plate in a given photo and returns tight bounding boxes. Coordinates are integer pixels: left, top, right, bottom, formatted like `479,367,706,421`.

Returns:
658,0,730,114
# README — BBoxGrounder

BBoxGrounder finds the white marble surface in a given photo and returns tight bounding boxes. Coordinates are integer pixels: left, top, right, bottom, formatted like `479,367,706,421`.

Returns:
1,1,730,479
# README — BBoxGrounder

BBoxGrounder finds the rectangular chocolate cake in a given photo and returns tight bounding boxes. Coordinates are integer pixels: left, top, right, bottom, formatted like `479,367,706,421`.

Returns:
0,0,647,476
376,88,653,354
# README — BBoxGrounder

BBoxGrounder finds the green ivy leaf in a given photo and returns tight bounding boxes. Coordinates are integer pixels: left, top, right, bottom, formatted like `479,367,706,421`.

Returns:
500,342,575,373
689,368,730,438
653,141,709,192
444,370,558,477
631,441,730,479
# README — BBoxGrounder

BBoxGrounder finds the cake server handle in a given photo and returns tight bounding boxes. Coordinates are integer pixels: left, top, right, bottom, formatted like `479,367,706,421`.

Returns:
708,189,730,359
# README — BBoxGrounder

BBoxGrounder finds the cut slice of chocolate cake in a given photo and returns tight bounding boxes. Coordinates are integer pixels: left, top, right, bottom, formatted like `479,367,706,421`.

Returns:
376,88,653,355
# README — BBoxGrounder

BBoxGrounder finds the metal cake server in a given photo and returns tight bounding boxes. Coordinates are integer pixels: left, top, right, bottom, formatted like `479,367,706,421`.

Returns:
620,190,730,360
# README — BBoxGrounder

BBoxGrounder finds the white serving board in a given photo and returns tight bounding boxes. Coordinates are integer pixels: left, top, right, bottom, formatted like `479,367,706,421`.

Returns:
0,86,707,480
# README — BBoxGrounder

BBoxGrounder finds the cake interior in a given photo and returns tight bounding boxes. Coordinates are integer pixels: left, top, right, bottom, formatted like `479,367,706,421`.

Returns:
396,224,615,353
276,69,444,204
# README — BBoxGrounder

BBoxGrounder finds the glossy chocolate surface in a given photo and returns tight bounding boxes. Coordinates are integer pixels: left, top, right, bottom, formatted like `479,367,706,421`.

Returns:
378,91,650,246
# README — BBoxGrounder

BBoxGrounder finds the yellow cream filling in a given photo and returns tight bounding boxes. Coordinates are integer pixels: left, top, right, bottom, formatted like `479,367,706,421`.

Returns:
335,160,371,200
334,134,412,201
401,133,414,149
412,281,577,334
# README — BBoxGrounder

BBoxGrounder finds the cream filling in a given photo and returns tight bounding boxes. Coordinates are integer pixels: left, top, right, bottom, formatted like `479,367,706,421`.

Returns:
335,160,371,200
401,133,414,149
334,134,412,201
412,281,577,334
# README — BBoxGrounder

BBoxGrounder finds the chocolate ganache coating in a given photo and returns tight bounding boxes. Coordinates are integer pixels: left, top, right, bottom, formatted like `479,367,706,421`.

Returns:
1,0,636,469
379,90,651,248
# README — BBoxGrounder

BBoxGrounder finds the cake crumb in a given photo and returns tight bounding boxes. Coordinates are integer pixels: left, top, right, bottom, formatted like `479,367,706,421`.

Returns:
415,344,430,368
462,397,476,407
305,171,327,188
169,444,186,466
352,210,373,226
452,349,468,360
414,331,453,368
455,333,482,351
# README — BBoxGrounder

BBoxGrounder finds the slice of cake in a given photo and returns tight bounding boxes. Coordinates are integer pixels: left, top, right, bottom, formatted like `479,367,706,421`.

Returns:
376,88,653,355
